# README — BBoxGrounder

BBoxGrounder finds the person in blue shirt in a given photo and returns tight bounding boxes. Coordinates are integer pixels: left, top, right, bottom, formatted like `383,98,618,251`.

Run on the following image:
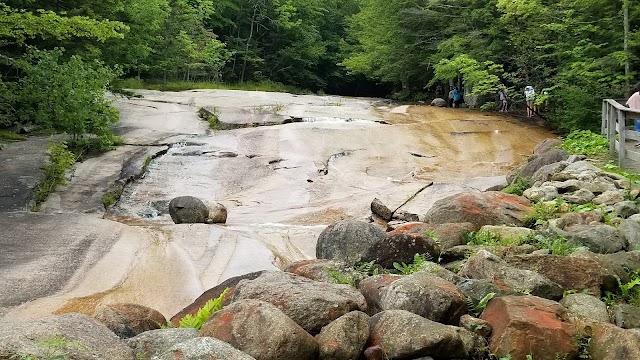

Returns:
453,86,462,108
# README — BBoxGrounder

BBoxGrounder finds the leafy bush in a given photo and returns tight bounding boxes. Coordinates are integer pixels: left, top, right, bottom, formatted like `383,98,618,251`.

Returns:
31,141,76,210
602,272,640,309
549,86,601,132
559,130,609,157
179,288,229,330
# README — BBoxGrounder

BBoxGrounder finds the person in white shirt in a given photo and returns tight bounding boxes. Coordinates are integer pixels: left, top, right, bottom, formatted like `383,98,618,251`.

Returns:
524,86,535,117
626,83,640,147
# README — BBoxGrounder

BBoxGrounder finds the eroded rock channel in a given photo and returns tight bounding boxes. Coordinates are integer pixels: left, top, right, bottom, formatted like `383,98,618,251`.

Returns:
0,89,555,320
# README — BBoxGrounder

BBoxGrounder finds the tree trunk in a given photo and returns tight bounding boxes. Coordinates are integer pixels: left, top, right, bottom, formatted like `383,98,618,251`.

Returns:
240,6,258,84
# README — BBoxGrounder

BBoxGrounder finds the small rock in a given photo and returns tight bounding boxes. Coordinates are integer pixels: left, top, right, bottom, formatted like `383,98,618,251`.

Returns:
371,198,393,220
559,161,604,181
93,303,166,339
556,211,603,229
316,220,387,265
562,188,596,205
284,259,351,283
455,278,514,305
316,311,370,360
200,299,318,360
361,232,440,269
155,337,256,360
523,186,559,202
518,149,571,181
615,304,640,329
531,161,569,183
207,201,228,223
391,222,474,251
430,98,448,107
533,138,563,155
391,209,419,222
169,196,209,224
364,345,384,360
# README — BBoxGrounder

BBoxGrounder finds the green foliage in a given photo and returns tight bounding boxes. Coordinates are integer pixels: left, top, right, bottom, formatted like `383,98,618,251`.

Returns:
430,54,504,96
31,141,76,210
465,230,525,247
502,177,531,196
393,253,432,275
467,292,495,317
0,130,26,141
602,271,640,308
102,183,124,209
524,201,562,228
116,78,310,94
600,162,640,184
559,130,609,157
10,336,86,360
532,234,579,256
179,288,229,329
328,260,379,286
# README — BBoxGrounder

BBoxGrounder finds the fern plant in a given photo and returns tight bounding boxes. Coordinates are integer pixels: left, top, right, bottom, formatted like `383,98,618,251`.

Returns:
179,288,229,329
393,253,432,275
467,292,495,317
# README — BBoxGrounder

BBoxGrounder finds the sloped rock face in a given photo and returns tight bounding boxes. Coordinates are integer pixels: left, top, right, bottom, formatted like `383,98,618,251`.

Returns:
93,303,166,339
459,250,564,300
481,295,578,360
0,313,134,360
424,191,532,228
505,254,609,296
368,310,475,360
171,271,265,326
127,328,199,359
316,220,387,265
231,271,367,334
155,337,256,360
200,299,318,360
316,311,370,360
169,196,209,224
360,273,466,325
361,232,440,268
590,323,640,360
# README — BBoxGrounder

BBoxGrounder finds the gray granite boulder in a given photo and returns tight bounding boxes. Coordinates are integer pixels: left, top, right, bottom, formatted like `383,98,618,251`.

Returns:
316,220,386,265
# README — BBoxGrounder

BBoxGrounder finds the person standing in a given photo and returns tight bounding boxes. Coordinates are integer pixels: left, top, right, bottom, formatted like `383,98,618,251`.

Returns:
448,87,455,108
453,86,462,108
524,86,536,117
626,83,640,147
498,88,508,112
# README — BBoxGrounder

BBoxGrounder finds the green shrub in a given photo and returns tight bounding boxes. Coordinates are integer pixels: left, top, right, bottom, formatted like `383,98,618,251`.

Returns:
559,130,609,157
502,177,531,196
31,141,76,210
179,288,229,330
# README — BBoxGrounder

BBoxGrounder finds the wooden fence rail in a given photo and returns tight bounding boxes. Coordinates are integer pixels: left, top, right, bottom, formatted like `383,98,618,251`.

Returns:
602,99,640,166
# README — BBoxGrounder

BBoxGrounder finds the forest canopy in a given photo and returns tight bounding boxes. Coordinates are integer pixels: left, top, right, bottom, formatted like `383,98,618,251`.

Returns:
0,0,639,135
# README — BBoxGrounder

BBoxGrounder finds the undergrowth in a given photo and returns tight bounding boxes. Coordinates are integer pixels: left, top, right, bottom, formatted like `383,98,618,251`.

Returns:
393,253,432,275
558,130,609,158
30,141,76,210
10,336,86,360
502,177,531,196
328,260,379,286
602,271,640,308
178,288,229,330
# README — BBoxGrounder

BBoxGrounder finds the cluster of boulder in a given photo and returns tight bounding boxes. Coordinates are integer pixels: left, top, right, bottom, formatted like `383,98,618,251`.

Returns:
3,139,640,360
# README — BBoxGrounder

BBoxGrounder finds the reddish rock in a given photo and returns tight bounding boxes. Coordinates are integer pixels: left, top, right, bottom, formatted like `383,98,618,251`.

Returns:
284,259,350,283
424,191,533,229
170,271,265,327
361,232,440,269
93,303,166,339
590,323,640,360
360,272,466,325
389,222,475,251
480,295,578,360
505,254,609,297
200,299,318,360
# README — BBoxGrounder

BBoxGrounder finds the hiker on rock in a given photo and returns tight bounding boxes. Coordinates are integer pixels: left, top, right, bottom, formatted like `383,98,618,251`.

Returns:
524,86,536,117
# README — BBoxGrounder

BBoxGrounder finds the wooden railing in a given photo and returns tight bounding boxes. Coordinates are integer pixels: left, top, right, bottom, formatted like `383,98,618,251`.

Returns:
602,99,640,165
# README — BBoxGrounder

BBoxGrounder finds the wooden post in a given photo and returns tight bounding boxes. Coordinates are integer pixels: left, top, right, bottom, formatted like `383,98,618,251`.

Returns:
602,100,607,135
618,109,627,165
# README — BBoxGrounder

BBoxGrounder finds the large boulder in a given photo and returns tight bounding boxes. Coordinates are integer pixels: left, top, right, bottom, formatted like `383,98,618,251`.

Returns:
557,161,605,182
517,149,571,181
424,191,532,228
556,211,603,229
590,323,640,360
361,232,440,269
127,328,199,359
93,303,166,339
564,224,626,254
0,313,134,360
231,271,367,334
316,220,387,265
533,138,563,155
459,250,564,300
169,196,209,224
481,295,578,360
170,271,265,326
200,299,318,360
360,273,466,325
505,254,610,296
316,311,370,360
368,310,476,359
156,337,256,360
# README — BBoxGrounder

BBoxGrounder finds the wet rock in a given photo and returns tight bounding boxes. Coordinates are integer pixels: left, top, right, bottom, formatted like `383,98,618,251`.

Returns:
127,328,199,359
424,191,533,229
560,293,611,325
614,200,639,218
460,314,493,338
200,299,318,360
316,311,370,360
170,271,265,326
477,225,534,242
368,310,473,359
562,188,596,204
169,196,209,224
360,272,466,325
517,149,571,181
533,138,563,155
556,211,603,229
231,271,367,334
0,313,134,360
615,304,640,329
391,222,474,251
206,201,227,223
505,254,609,296
316,220,387,265
593,190,626,205
523,185,559,202
480,295,578,360
590,323,640,360
371,198,393,221
93,303,166,339
459,250,563,300
430,98,448,107
565,224,626,254
285,259,350,283
531,161,569,183
156,337,256,360
361,232,440,269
